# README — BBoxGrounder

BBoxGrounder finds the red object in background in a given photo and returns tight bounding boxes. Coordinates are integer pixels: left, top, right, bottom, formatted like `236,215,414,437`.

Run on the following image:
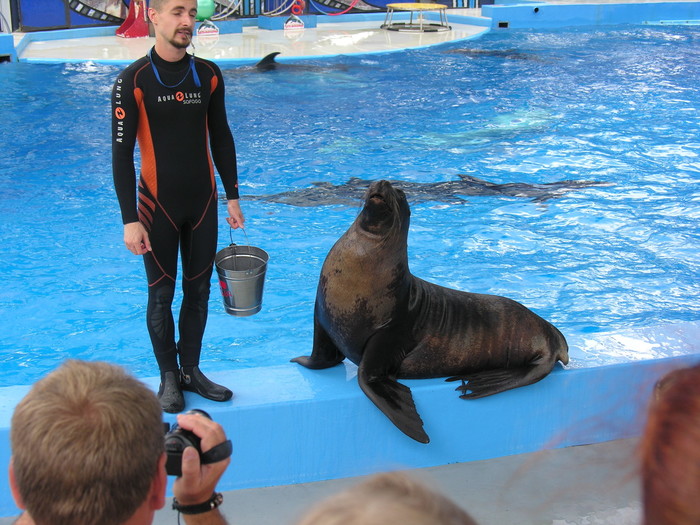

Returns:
116,0,149,38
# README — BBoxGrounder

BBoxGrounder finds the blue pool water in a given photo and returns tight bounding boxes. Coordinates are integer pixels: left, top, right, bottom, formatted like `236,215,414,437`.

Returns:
0,25,699,386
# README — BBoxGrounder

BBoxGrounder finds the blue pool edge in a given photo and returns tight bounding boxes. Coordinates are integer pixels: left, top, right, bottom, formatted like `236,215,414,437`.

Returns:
1,352,700,517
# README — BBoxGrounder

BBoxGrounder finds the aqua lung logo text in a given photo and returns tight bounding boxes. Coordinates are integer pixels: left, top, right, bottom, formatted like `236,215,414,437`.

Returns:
158,92,202,104
114,78,125,143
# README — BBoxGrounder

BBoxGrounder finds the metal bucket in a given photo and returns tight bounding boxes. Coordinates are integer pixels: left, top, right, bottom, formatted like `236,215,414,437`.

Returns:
215,243,269,317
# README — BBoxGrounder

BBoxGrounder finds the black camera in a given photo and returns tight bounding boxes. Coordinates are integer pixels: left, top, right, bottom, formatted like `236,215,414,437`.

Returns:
164,409,209,477
164,409,232,477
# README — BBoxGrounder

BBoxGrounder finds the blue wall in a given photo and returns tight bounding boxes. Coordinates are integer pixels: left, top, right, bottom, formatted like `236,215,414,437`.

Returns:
16,0,117,31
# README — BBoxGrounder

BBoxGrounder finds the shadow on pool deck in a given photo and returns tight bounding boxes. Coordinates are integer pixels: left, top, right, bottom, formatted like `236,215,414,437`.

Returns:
0,439,641,525
162,438,642,525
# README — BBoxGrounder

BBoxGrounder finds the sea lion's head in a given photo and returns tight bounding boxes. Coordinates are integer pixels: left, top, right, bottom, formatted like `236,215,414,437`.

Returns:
358,180,411,242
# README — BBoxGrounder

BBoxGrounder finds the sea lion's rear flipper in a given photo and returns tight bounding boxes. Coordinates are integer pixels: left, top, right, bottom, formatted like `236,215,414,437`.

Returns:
358,367,430,444
447,355,555,399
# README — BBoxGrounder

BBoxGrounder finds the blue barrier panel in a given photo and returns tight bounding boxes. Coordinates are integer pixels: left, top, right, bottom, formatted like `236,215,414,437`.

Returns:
3,353,699,517
258,14,318,29
214,19,245,34
0,33,16,61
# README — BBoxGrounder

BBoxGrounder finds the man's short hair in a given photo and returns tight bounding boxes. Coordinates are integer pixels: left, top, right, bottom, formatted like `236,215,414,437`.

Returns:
148,0,166,11
11,360,164,525
149,0,194,12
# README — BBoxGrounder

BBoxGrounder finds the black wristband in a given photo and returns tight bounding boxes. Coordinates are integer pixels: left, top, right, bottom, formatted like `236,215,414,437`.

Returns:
172,492,223,515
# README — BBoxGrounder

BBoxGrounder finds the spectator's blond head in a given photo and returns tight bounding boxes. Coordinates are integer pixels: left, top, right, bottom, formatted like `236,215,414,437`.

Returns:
296,471,478,525
11,360,164,525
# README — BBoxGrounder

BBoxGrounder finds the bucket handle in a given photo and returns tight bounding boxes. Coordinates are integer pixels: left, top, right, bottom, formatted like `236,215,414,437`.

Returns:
228,227,255,275
229,226,251,247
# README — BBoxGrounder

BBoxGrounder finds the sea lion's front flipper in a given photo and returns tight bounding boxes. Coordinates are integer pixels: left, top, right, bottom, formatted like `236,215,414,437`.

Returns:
291,303,345,369
358,365,430,444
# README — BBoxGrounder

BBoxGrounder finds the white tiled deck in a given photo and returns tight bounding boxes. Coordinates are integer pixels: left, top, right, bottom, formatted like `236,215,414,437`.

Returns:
16,10,488,64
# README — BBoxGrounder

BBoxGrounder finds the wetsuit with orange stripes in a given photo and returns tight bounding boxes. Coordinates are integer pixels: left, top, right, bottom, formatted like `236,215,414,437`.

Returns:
112,47,239,375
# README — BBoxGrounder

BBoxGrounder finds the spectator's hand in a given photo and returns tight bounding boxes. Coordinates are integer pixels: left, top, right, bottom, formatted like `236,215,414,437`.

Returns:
124,221,151,255
226,199,245,229
172,412,231,505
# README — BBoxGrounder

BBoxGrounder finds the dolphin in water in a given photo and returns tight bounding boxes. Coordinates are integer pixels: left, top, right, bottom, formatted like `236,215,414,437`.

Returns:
255,52,288,72
228,52,350,73
443,48,544,61
242,175,611,207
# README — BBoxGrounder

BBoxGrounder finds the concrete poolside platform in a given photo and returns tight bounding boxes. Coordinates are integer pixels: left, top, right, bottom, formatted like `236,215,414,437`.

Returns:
0,437,642,524
1,350,699,520
160,437,643,525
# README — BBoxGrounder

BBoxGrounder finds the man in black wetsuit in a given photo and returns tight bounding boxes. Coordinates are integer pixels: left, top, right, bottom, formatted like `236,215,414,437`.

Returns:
111,0,244,413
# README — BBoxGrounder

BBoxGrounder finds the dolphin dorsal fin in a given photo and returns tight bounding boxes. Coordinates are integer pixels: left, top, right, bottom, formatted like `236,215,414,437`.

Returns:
256,52,281,70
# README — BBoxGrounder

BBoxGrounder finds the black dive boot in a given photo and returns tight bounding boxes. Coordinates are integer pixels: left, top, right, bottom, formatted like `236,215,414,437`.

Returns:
180,366,233,402
158,370,185,413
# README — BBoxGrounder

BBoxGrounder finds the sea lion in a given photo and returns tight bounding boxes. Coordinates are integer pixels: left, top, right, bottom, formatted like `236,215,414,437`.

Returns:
291,180,569,444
